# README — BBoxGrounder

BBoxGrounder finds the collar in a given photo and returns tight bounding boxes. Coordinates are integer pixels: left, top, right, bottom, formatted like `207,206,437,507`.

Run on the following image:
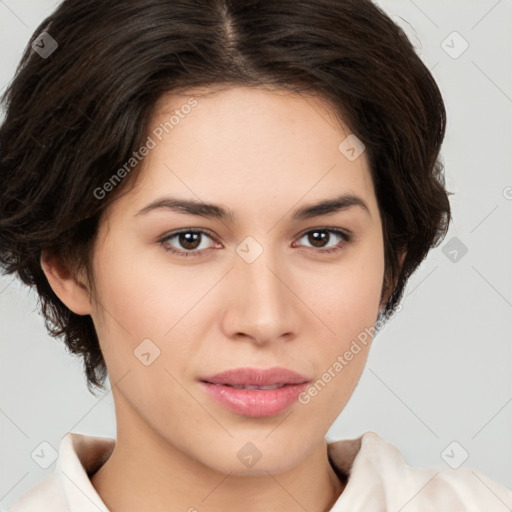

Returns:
13,430,510,511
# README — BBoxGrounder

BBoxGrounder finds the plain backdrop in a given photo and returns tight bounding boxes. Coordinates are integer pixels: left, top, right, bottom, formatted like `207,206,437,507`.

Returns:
1,0,511,508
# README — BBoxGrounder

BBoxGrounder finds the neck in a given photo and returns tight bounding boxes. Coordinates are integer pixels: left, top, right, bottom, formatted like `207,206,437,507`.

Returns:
90,400,346,512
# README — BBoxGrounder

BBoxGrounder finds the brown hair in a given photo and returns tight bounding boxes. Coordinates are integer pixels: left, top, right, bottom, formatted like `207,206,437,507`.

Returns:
0,0,450,394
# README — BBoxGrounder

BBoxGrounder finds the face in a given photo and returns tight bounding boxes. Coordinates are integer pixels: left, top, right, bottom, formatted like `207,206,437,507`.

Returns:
85,86,385,475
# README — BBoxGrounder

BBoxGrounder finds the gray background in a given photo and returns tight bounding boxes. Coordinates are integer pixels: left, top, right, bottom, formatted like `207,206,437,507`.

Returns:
1,0,511,508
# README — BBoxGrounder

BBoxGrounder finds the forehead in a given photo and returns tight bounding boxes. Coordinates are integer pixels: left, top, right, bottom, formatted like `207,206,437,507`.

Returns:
107,86,377,225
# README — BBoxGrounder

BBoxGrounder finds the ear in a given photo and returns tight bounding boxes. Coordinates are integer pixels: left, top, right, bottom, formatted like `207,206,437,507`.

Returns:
40,249,93,315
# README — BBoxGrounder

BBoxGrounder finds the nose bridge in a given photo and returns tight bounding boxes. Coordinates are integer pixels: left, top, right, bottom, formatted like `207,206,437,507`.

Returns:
223,235,296,341
238,237,288,308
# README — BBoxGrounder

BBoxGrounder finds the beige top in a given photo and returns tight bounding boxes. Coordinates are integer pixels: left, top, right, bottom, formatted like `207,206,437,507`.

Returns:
9,431,512,511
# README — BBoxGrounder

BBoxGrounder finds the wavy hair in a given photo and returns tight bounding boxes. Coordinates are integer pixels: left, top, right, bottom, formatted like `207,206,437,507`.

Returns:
0,0,450,393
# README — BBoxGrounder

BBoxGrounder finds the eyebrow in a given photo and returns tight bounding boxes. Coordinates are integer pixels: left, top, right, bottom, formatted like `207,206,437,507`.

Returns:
135,193,371,222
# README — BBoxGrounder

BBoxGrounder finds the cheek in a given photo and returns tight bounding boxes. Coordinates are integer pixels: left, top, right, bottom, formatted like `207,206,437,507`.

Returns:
88,238,166,372
89,239,216,377
305,236,384,397
314,239,385,342
298,263,383,424
91,238,180,338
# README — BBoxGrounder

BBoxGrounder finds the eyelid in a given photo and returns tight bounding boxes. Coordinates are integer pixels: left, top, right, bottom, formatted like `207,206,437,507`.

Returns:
295,225,352,241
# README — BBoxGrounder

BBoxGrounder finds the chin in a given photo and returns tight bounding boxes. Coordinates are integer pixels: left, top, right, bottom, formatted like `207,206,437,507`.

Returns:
197,440,309,477
214,457,298,477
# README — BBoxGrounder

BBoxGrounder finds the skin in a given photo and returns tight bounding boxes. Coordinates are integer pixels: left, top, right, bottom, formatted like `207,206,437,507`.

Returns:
42,85,390,512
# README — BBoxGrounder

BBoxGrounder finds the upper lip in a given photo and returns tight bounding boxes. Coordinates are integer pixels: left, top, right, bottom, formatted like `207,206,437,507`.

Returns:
201,367,311,386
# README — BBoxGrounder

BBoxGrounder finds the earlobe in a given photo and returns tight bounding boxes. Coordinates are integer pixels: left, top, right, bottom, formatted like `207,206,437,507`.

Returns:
40,250,92,316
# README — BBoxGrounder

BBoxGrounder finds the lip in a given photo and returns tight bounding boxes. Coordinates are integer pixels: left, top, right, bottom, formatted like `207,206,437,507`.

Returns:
201,367,310,386
200,367,311,418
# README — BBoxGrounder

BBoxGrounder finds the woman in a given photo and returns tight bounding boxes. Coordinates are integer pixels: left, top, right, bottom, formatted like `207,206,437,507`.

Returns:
1,0,510,510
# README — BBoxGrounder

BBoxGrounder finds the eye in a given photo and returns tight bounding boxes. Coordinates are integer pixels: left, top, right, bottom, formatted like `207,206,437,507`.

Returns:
158,227,351,258
293,228,351,254
159,229,219,257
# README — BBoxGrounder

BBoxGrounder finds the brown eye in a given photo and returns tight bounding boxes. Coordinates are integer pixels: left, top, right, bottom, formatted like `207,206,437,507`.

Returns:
294,228,351,254
158,227,351,258
177,231,202,250
159,229,218,257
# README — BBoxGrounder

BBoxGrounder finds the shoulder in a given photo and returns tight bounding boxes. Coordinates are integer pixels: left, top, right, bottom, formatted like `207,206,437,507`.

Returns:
328,431,512,511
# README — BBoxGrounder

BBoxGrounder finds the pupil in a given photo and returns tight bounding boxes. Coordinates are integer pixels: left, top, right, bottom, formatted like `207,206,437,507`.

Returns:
180,232,200,250
309,230,328,248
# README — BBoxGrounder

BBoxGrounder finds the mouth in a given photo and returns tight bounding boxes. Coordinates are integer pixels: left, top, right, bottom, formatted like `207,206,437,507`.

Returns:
199,367,311,417
201,366,310,386
205,383,289,390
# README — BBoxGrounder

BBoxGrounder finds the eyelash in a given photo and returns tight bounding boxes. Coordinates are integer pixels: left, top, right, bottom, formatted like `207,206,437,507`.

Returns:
158,227,352,258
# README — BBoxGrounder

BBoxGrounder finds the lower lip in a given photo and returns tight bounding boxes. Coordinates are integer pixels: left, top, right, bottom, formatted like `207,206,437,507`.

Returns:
200,382,309,417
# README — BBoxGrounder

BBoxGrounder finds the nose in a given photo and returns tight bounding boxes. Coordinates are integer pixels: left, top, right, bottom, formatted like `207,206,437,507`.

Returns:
220,244,299,345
